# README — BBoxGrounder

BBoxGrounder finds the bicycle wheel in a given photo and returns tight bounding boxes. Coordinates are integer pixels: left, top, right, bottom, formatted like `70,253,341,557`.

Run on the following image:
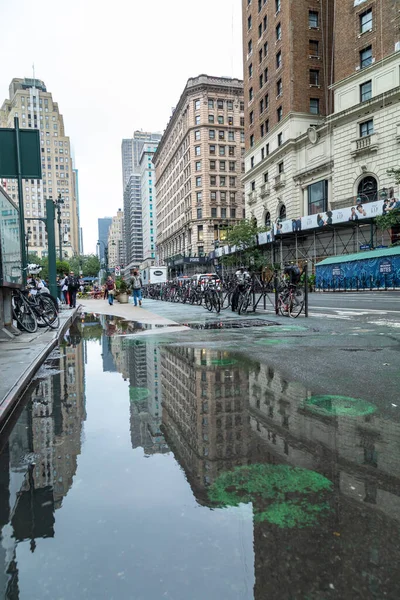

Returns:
12,294,38,333
38,295,60,328
278,293,289,317
289,289,304,318
238,292,251,315
212,293,221,314
204,293,213,311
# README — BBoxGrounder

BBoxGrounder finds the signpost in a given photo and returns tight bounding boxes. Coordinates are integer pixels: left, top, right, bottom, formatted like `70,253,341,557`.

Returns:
0,118,42,285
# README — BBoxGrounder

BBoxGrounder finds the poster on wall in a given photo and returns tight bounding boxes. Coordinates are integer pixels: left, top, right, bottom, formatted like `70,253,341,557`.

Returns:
273,199,389,236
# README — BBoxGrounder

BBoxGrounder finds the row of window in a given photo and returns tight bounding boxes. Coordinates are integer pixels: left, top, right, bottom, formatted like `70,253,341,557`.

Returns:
198,191,237,203
195,145,239,157
195,176,237,188
195,160,238,172
194,129,245,143
194,99,244,112
195,207,239,221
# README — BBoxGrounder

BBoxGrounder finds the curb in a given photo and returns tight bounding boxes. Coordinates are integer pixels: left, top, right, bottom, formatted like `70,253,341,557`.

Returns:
0,307,79,428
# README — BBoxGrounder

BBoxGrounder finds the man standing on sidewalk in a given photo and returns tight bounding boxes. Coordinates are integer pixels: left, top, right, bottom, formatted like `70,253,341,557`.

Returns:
67,271,80,309
106,276,116,305
131,270,143,306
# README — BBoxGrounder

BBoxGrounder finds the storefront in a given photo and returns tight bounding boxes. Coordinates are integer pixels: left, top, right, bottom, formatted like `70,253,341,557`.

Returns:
0,187,22,337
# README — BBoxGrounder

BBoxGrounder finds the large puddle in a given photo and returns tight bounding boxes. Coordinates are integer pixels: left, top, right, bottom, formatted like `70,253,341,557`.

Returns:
0,314,399,599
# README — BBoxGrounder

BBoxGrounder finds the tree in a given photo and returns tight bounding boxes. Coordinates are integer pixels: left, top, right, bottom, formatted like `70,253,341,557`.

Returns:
220,219,268,270
375,167,400,238
69,254,100,277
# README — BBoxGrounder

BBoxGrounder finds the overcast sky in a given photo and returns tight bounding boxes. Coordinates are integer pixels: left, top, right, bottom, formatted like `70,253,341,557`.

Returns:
1,0,243,254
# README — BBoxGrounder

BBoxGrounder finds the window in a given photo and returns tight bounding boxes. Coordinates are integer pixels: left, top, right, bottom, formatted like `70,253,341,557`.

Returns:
360,8,372,33
196,176,202,187
250,110,254,124
276,50,282,68
221,208,227,219
208,114,215,123
277,106,283,121
310,98,320,114
309,11,319,28
275,0,281,12
211,191,217,201
197,225,204,241
228,116,233,126
229,176,236,186
220,191,226,201
276,23,281,41
251,156,255,168
360,80,372,102
263,15,267,30
210,175,217,185
259,74,264,89
228,131,235,141
210,160,216,170
248,39,253,55
358,175,377,203
277,79,282,96
197,208,202,219
195,130,201,140
210,145,216,155
264,67,268,82
279,204,286,220
208,98,214,109
265,211,271,227
229,146,235,156
231,208,236,218
195,115,200,125
261,147,265,159
278,161,284,173
308,180,328,214
278,132,283,146
195,99,200,110
227,100,233,110
195,146,201,156
265,93,269,108
249,87,253,101
259,48,263,64
250,134,254,147
251,180,256,191
229,161,236,171
258,23,263,38
360,45,372,68
220,176,226,186
264,41,268,57
249,63,253,78
248,15,252,30
264,172,269,183
218,115,224,124
261,123,264,137
309,40,319,56
260,98,264,113
220,160,226,170
360,119,374,137
209,129,216,139
211,207,217,218
310,69,319,85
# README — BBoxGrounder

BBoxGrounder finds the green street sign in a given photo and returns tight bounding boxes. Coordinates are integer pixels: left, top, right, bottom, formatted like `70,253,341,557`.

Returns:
0,128,42,179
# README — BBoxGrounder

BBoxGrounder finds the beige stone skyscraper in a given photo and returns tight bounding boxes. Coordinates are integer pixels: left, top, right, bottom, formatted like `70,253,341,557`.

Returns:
0,78,80,258
154,75,245,274
107,208,125,269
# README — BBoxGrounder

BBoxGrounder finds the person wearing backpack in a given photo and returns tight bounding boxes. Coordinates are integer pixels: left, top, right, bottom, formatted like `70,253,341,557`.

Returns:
131,270,143,306
67,271,80,308
106,276,116,305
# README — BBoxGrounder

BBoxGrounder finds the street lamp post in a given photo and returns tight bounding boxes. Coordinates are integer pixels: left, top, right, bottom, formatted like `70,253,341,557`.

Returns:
55,193,64,262
25,227,32,263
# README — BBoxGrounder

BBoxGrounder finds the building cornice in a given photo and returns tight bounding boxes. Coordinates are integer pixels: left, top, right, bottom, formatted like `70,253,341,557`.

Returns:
327,85,400,126
293,160,334,184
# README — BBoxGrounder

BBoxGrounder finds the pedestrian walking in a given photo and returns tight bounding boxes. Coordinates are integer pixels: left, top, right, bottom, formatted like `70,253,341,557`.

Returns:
106,276,116,305
67,271,80,309
60,272,69,305
131,270,143,306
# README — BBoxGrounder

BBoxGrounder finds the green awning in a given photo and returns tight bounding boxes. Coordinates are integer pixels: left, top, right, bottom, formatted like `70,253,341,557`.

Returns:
316,246,400,266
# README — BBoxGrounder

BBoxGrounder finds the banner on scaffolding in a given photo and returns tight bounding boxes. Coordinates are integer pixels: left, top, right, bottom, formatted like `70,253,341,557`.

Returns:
273,199,396,236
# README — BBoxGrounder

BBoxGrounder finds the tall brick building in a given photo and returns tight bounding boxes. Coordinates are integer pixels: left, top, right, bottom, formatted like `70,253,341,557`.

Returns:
242,0,400,266
154,75,245,273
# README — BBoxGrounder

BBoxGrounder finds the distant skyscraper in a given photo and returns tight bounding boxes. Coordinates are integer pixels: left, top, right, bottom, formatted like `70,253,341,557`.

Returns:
0,78,81,258
107,209,124,269
121,131,162,274
97,217,112,263
139,141,159,267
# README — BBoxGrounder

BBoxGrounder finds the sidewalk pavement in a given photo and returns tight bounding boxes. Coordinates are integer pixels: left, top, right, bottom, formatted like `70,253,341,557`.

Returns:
79,298,179,325
0,306,79,426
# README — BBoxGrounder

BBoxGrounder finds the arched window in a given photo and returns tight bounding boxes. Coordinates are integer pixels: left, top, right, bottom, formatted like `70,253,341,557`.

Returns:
279,204,286,220
265,212,271,228
357,176,377,204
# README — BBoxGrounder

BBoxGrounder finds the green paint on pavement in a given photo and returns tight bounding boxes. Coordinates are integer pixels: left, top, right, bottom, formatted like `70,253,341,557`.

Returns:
304,395,377,417
264,325,308,333
208,464,332,529
129,387,150,403
210,358,238,366
254,338,292,345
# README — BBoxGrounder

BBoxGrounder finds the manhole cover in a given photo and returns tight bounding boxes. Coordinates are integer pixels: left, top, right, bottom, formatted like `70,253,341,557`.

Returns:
184,319,278,330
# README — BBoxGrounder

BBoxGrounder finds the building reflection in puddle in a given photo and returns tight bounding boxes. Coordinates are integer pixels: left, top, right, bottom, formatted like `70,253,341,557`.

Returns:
0,322,86,598
157,343,400,599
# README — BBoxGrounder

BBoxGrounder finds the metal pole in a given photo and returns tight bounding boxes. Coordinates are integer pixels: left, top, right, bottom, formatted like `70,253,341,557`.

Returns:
57,195,63,262
304,263,309,318
274,269,279,315
46,198,57,298
15,117,27,286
